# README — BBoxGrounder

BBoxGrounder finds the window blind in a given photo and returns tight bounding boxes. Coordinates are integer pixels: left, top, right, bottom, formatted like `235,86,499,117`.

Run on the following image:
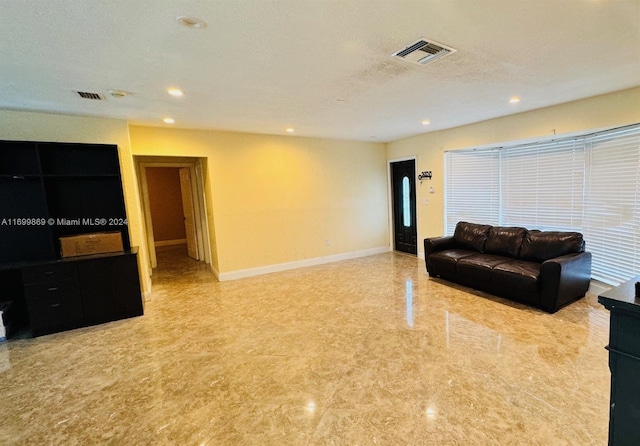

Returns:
444,124,640,285
444,150,500,235
501,139,585,231
583,127,640,285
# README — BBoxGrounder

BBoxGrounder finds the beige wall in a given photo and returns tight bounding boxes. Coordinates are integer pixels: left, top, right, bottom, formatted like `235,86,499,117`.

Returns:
145,167,186,242
387,86,640,256
0,110,151,294
129,126,389,275
5,86,636,280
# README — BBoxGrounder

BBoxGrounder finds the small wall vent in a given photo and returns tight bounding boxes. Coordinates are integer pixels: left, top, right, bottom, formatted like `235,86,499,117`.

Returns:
392,38,457,66
75,91,105,100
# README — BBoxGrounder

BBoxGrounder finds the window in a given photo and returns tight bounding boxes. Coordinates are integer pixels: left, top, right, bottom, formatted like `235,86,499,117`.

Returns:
583,126,640,284
501,139,584,231
402,176,411,227
445,124,640,285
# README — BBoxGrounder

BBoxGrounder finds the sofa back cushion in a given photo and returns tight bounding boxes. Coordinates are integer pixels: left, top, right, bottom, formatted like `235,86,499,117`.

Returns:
453,222,491,252
484,226,528,258
519,230,585,262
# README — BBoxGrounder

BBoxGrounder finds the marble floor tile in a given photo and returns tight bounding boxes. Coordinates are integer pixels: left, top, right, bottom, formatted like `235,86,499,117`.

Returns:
0,245,611,445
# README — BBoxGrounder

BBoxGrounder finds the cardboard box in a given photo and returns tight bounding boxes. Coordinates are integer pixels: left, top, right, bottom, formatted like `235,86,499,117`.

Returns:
60,232,124,258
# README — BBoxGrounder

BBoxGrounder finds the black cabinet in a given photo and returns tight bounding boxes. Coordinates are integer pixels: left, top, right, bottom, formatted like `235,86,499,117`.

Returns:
598,277,640,445
78,253,143,326
23,276,84,337
19,251,143,337
0,140,142,337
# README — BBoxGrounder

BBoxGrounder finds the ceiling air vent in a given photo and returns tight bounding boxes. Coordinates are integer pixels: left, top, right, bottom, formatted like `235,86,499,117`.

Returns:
75,91,105,100
392,38,457,66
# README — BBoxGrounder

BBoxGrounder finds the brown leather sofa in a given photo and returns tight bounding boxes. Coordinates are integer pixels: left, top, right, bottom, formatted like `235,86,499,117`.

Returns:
424,221,592,313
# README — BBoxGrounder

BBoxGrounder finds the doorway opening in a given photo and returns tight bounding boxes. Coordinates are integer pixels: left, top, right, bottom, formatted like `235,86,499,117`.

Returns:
135,156,211,271
389,158,417,255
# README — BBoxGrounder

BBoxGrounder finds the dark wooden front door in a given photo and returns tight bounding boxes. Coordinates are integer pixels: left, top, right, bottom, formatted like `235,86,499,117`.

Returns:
391,160,417,255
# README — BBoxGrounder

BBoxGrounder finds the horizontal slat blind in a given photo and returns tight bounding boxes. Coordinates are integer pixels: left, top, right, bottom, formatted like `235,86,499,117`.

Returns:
444,150,500,235
584,127,640,284
501,139,584,231
444,124,640,285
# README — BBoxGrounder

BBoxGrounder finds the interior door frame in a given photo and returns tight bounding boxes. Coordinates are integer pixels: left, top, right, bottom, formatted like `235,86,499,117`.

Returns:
178,167,198,260
136,159,211,270
387,155,419,254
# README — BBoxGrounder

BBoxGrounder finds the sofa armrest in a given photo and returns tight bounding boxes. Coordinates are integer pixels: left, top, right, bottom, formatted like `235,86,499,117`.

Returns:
424,236,456,256
539,252,592,313
424,236,457,274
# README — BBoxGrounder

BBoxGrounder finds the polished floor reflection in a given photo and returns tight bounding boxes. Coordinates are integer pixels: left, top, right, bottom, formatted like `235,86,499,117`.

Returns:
0,245,611,445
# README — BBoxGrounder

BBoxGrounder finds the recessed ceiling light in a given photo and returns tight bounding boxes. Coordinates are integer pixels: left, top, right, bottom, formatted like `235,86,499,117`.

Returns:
163,117,175,124
286,128,295,133
107,89,128,98
176,16,207,29
422,119,431,125
167,88,184,97
509,97,521,103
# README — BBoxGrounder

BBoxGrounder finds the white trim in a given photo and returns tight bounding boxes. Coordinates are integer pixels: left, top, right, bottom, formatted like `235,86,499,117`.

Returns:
218,246,391,281
193,162,210,264
387,156,419,256
210,264,220,281
178,167,198,259
443,123,638,154
154,239,187,247
138,165,157,268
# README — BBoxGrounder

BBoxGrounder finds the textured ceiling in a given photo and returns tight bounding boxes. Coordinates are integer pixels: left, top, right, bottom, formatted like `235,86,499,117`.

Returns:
1,0,639,142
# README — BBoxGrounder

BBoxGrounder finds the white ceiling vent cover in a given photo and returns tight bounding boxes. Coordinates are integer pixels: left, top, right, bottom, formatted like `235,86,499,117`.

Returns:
392,38,457,66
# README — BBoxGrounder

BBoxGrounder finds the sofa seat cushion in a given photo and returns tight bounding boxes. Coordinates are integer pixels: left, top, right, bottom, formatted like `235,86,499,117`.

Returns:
492,260,541,293
457,254,514,282
429,249,477,274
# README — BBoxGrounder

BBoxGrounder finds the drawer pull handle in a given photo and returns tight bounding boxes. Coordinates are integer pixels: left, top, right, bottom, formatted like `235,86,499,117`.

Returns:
605,345,640,362
47,287,59,292
50,303,61,308
44,271,55,275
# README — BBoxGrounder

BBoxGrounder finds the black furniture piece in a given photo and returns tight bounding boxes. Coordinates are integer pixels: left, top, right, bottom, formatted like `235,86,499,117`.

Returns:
0,140,143,337
0,140,130,262
424,221,592,313
598,277,640,446
19,249,143,336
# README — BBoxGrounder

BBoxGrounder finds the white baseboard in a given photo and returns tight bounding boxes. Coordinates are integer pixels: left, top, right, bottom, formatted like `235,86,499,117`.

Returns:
211,264,220,281
588,280,611,295
154,239,187,247
218,246,391,282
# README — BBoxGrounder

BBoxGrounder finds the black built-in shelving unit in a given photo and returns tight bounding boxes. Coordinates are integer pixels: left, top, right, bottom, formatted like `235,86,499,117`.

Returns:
0,140,142,337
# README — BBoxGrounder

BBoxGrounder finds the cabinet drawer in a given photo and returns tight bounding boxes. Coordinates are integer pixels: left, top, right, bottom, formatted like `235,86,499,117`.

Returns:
24,279,81,303
27,293,84,332
21,262,77,284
